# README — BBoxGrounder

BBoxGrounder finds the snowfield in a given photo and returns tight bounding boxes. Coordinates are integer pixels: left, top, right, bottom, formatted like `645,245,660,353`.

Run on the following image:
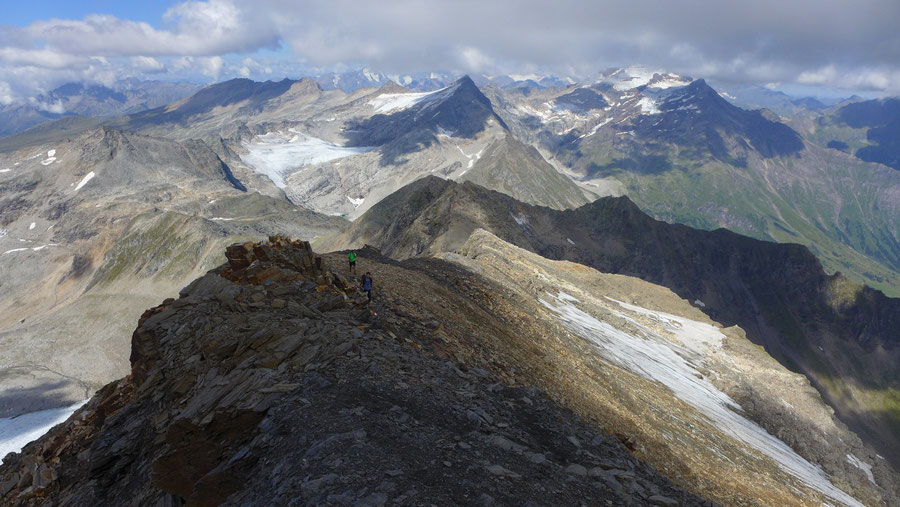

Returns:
241,131,374,188
0,401,87,458
367,82,460,114
540,292,864,507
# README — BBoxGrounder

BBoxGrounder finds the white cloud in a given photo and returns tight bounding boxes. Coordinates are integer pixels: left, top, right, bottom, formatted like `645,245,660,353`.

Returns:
0,82,13,105
199,56,224,79
0,0,899,99
131,56,166,73
29,98,66,114
458,47,493,73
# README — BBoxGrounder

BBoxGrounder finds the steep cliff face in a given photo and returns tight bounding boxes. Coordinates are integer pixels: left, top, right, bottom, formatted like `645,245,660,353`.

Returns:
0,236,709,506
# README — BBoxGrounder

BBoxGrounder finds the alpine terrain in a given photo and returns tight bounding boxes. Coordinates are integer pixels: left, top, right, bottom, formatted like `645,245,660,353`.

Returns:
0,64,898,507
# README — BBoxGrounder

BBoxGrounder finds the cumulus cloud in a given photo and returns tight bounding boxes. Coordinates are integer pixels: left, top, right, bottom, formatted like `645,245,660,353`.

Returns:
131,56,166,73
1,0,899,101
266,0,900,90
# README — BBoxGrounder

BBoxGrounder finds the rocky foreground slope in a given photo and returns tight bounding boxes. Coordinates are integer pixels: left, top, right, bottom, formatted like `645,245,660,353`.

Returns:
1,235,895,505
0,236,709,506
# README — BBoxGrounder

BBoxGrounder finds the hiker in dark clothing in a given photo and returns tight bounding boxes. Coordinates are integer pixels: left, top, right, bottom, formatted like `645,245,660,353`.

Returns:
348,251,357,273
361,272,373,302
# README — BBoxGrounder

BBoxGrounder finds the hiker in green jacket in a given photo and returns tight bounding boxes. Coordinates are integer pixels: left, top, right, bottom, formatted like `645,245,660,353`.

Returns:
348,251,357,273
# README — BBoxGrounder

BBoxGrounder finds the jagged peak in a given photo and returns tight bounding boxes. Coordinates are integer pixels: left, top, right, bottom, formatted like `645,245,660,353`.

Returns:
290,77,323,94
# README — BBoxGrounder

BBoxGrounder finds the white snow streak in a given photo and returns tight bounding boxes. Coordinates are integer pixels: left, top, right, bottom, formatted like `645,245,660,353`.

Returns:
539,293,863,507
0,168,10,173
347,196,364,208
3,244,58,254
846,454,876,485
455,145,484,169
368,83,458,114
0,401,87,458
73,171,95,191
510,212,530,227
28,222,35,230
579,118,612,139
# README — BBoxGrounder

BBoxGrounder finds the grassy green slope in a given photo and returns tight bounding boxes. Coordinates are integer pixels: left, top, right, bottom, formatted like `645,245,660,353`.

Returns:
564,139,900,296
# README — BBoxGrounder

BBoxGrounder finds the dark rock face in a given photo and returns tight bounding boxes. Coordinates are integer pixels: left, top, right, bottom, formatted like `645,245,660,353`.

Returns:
344,76,509,165
834,98,900,170
554,88,609,112
0,236,708,506
129,78,298,126
635,79,805,161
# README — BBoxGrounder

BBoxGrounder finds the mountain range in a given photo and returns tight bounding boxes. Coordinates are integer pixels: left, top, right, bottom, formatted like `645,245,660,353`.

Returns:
0,66,898,506
0,80,201,137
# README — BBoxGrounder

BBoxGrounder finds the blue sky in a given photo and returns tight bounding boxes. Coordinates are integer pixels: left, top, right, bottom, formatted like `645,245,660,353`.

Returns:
1,0,898,103
4,1,170,27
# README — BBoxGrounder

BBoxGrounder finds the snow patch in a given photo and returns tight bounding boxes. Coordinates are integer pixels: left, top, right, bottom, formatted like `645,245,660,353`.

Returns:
647,75,692,89
510,212,530,227
47,149,56,157
0,228,6,238
0,401,87,458
693,299,706,307
28,222,35,230
3,244,58,254
846,454,876,485
40,157,57,166
210,217,235,221
241,131,374,188
73,171,95,191
579,118,612,139
455,145,484,169
436,126,457,137
540,293,864,507
347,196,364,208
567,238,576,245
368,83,457,114
0,168,10,173
637,97,660,114
509,73,542,82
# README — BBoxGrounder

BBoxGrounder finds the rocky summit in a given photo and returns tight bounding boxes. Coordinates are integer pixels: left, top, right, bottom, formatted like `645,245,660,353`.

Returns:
0,236,711,506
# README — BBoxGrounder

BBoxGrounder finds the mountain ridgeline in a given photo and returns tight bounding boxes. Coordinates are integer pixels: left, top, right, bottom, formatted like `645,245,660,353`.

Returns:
320,176,900,466
633,79,805,163
343,76,509,164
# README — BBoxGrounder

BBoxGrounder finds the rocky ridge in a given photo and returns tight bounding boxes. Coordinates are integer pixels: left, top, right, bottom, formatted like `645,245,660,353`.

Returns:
0,236,710,506
318,176,900,470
